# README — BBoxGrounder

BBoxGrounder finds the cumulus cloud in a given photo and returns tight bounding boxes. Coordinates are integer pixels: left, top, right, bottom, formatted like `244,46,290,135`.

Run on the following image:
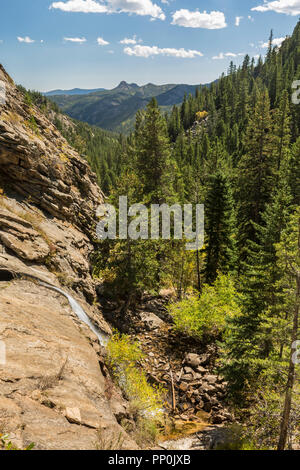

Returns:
212,52,244,60
50,0,166,20
124,44,203,58
97,36,109,45
252,0,300,15
51,0,107,12
235,16,243,26
64,36,87,42
171,9,227,29
260,36,286,47
109,0,165,19
120,35,140,45
17,36,35,43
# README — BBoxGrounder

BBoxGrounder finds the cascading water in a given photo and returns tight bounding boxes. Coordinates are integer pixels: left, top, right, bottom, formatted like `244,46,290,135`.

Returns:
39,282,109,347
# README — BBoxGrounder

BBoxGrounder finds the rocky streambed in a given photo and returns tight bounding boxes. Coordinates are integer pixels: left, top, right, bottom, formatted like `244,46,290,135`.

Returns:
101,293,233,446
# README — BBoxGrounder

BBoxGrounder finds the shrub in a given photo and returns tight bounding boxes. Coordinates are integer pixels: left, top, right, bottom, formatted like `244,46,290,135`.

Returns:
168,274,241,340
195,110,208,121
106,332,165,446
241,384,300,450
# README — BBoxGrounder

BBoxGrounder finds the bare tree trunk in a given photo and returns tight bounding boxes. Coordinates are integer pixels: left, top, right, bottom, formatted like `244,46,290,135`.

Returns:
169,364,176,413
177,258,184,300
279,312,289,359
196,250,202,294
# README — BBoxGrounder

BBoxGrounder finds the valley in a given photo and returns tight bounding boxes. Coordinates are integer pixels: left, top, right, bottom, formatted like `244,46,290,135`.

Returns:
46,81,208,133
0,18,300,452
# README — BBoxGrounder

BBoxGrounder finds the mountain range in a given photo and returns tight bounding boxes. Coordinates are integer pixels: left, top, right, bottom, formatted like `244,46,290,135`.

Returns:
44,87,106,96
46,80,210,133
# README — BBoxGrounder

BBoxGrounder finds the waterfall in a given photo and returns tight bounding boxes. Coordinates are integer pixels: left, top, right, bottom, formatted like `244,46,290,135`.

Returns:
39,282,109,347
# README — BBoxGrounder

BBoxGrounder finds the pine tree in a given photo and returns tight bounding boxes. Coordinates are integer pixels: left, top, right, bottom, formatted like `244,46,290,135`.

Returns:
276,209,300,450
237,87,276,265
289,137,300,205
204,171,237,284
223,179,293,400
135,98,174,204
272,89,291,174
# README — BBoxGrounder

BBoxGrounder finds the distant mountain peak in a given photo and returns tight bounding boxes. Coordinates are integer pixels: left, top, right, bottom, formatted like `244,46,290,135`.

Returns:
48,81,211,133
117,81,139,90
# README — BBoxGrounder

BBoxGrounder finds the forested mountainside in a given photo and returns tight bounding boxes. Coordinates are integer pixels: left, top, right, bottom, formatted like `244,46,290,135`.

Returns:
0,19,299,451
89,22,298,449
47,81,202,133
44,87,106,96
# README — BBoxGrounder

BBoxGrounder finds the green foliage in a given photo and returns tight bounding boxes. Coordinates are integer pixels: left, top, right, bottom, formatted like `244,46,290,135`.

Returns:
134,98,176,204
0,433,34,451
107,331,144,367
107,332,165,420
242,381,300,450
204,170,237,284
237,87,276,262
222,207,300,405
169,274,241,340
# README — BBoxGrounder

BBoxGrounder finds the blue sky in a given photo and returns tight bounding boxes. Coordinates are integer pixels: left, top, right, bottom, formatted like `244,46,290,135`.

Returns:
0,0,299,91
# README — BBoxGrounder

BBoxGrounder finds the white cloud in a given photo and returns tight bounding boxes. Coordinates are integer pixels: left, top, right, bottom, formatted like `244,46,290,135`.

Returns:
171,9,227,29
124,44,203,58
17,36,35,43
212,52,225,60
64,36,87,42
260,36,285,47
252,0,300,15
97,36,109,45
212,52,244,60
235,16,243,26
120,36,138,44
109,0,165,19
50,0,166,20
51,0,108,12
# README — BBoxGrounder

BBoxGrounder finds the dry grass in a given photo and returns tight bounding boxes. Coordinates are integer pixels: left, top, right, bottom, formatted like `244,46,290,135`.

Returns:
2,111,22,125
38,359,68,391
95,429,125,450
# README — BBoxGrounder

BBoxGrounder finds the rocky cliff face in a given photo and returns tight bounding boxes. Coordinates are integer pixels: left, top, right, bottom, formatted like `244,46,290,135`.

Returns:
0,65,138,450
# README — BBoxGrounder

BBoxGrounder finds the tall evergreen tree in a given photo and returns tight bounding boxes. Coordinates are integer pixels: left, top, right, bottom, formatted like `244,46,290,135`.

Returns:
204,171,237,284
135,98,174,204
237,87,276,265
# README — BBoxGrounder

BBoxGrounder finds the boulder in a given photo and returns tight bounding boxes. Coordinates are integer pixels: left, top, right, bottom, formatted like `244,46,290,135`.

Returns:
206,375,218,384
184,353,201,368
139,312,164,331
